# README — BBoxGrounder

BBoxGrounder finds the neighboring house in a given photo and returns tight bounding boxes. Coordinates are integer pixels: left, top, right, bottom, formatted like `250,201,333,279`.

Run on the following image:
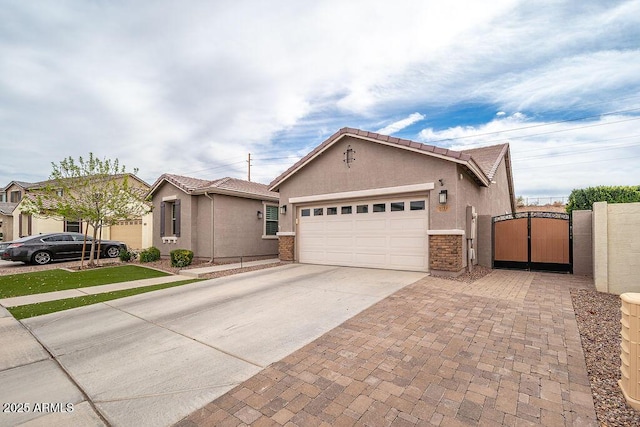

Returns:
7,174,152,250
148,174,280,260
269,127,516,275
0,202,18,241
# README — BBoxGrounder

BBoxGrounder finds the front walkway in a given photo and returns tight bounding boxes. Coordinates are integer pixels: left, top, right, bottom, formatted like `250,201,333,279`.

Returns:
177,270,598,426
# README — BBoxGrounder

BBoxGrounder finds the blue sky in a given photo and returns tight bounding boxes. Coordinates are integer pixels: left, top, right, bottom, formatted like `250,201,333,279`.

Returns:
1,0,639,198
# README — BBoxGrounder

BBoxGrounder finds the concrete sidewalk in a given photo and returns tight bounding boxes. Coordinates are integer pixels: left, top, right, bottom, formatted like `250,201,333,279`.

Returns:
0,258,280,308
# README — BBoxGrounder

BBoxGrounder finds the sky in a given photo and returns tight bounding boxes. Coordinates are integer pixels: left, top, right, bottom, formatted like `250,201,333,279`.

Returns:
1,0,639,199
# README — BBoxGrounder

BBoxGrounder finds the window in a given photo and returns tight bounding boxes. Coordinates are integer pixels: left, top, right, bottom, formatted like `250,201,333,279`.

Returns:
42,234,73,242
391,202,405,212
10,191,21,203
410,200,425,211
301,209,310,217
265,205,279,236
327,207,337,215
356,205,368,213
314,208,323,216
373,203,385,212
160,199,181,237
64,220,82,233
341,206,352,214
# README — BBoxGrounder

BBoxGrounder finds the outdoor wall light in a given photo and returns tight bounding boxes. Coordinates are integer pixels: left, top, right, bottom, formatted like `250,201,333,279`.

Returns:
280,205,287,215
439,190,448,204
257,210,263,219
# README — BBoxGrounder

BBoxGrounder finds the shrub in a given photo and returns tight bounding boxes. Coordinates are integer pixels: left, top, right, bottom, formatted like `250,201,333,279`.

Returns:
139,246,161,263
118,248,138,262
170,249,194,268
566,185,640,213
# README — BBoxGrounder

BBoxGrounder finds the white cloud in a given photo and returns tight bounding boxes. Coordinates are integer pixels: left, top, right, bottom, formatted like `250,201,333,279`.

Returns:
0,0,639,195
376,113,426,135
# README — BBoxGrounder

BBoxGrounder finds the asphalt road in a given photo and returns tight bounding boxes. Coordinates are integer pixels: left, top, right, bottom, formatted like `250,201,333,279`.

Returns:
15,263,425,426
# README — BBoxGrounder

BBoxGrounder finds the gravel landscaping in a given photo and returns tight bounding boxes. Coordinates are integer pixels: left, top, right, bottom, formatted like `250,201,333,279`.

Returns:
572,289,640,427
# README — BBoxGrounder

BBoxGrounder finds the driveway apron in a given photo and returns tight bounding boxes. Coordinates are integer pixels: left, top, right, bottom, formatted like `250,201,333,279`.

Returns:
178,270,599,426
19,264,425,427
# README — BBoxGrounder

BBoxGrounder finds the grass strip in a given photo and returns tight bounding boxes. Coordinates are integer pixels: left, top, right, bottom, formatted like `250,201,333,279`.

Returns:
0,265,169,298
7,278,201,320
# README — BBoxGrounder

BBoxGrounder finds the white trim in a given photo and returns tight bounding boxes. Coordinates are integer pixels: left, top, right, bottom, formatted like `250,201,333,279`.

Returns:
427,229,465,236
276,232,295,236
162,236,178,243
261,235,278,240
289,183,435,204
162,195,177,201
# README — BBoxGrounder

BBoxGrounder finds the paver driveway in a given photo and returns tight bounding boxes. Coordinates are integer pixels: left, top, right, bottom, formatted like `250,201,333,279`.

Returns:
178,270,599,426
19,264,425,427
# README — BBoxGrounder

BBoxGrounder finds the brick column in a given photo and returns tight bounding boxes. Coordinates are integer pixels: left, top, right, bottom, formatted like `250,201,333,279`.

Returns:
277,233,295,261
429,233,464,276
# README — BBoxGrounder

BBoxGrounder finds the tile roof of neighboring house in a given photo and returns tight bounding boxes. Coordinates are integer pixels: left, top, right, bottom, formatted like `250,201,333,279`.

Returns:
149,174,279,201
0,202,18,215
2,180,35,192
269,127,511,190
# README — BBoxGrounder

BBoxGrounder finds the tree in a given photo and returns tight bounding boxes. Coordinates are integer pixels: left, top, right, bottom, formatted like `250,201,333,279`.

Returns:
565,185,640,213
22,153,150,266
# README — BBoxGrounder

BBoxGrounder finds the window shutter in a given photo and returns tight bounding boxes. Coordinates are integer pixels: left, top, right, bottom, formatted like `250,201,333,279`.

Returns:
174,199,181,237
160,202,166,237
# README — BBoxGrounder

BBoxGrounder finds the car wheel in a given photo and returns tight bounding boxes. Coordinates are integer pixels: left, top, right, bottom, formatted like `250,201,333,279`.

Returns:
105,246,121,258
32,251,52,265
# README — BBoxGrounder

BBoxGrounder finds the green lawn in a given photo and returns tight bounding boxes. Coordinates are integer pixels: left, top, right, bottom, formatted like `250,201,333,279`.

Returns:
0,265,170,298
7,279,201,320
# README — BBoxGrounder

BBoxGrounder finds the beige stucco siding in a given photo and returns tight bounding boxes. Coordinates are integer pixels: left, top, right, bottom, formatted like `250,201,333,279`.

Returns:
212,194,278,259
277,136,458,233
605,203,640,294
152,182,278,259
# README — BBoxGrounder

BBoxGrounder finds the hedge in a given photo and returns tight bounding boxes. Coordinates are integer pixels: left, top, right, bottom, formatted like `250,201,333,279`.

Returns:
566,185,640,213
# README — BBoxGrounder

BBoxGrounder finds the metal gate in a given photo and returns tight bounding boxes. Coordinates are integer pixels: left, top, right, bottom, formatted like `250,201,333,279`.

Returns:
492,211,572,273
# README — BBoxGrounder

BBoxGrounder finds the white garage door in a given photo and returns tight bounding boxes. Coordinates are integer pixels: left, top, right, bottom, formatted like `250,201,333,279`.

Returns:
298,197,429,272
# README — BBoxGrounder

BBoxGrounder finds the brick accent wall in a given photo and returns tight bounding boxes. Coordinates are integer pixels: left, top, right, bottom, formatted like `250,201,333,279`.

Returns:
429,234,463,272
278,235,295,261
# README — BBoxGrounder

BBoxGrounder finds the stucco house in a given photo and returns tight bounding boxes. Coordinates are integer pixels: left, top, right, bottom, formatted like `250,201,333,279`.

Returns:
148,174,280,261
4,174,152,250
269,127,516,275
0,202,17,241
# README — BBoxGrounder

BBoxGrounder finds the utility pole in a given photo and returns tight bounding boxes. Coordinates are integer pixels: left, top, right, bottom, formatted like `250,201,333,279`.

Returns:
247,153,251,181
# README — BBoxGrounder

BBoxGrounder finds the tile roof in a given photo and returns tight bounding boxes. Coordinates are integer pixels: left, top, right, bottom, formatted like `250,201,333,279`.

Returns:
269,127,509,189
460,144,509,181
0,202,18,215
150,174,278,200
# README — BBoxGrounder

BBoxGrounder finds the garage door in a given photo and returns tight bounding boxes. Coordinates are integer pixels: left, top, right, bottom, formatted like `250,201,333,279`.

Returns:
110,220,143,250
298,197,429,272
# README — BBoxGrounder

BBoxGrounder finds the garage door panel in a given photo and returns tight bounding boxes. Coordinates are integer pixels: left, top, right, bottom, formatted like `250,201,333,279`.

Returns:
298,198,428,272
390,218,426,231
390,236,425,249
329,221,354,232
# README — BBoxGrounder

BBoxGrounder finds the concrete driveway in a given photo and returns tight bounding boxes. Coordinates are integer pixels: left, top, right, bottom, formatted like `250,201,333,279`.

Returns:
17,264,425,426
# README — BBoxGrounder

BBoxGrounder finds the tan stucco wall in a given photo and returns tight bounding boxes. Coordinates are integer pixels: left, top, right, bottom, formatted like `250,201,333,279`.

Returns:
593,202,640,294
0,213,13,241
274,136,514,268
276,136,458,234
212,195,278,259
572,210,593,276
152,182,278,259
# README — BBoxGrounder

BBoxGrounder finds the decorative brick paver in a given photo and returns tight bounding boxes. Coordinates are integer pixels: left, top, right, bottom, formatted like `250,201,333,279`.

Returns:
176,270,598,426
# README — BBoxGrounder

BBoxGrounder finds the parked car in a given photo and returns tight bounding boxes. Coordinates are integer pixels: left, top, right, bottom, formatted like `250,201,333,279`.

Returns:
0,242,10,258
1,232,127,265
